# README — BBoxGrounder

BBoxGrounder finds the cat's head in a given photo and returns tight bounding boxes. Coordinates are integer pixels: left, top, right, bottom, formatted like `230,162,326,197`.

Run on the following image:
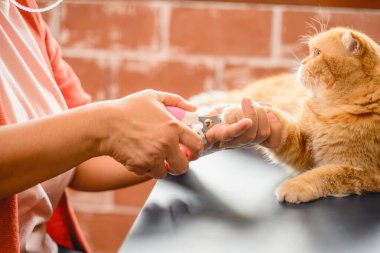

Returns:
298,27,380,103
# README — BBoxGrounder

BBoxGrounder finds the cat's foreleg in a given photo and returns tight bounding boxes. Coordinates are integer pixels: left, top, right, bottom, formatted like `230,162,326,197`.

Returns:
263,107,314,174
221,104,314,173
276,164,380,203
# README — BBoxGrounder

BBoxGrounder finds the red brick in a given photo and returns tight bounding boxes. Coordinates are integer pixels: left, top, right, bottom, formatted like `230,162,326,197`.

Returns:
64,57,109,101
116,59,216,99
170,7,272,57
282,9,380,59
223,64,292,89
114,180,156,207
281,11,318,59
75,211,136,253
327,11,380,43
66,189,110,206
60,2,160,51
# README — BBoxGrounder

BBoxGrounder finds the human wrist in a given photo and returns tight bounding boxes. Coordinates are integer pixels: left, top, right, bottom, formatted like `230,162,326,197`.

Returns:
81,101,117,158
199,140,220,157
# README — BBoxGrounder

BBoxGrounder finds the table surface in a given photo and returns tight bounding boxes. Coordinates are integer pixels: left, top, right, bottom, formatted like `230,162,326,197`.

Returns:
118,150,380,253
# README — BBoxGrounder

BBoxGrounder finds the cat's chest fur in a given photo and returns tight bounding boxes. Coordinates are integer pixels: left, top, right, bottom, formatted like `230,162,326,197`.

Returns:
306,110,380,170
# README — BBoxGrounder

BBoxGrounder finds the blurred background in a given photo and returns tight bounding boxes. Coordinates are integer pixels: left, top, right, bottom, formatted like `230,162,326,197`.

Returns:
35,0,380,252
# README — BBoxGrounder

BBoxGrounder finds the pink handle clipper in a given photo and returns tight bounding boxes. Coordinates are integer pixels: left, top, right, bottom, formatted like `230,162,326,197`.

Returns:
164,106,191,173
166,106,186,121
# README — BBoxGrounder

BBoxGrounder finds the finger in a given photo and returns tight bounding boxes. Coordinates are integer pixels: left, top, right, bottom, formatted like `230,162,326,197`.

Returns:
150,161,167,179
207,119,252,143
254,106,271,143
156,91,197,112
165,145,189,175
241,98,259,135
258,102,272,107
178,126,204,160
262,112,282,149
218,121,262,148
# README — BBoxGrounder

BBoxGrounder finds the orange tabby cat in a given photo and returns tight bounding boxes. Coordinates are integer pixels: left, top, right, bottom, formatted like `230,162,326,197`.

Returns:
192,27,380,204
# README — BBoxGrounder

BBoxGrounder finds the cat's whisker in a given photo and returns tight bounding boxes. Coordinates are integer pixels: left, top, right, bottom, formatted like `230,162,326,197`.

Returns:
319,12,330,32
305,21,319,36
310,17,320,32
288,49,303,66
299,34,312,45
310,16,325,34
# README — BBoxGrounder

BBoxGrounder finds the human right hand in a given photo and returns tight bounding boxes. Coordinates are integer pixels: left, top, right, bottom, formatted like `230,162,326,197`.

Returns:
97,89,203,178
0,89,202,197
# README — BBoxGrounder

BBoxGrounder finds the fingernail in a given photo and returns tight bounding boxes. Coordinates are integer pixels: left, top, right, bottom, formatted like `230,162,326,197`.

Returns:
243,98,253,107
189,104,197,111
164,161,170,170
179,145,190,158
258,102,272,107
267,112,277,121
251,100,263,108
168,170,179,176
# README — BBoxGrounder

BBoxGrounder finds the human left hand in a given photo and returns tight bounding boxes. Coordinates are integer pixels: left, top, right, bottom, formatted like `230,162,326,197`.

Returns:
203,98,282,153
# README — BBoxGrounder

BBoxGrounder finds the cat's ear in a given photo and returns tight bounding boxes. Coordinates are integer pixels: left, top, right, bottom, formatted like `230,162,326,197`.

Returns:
342,31,361,55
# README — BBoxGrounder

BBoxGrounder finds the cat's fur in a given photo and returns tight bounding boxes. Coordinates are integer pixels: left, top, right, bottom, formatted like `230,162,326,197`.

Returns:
192,27,380,203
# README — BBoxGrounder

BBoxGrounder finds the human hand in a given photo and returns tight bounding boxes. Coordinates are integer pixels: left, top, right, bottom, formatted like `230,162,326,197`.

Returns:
97,89,203,178
204,98,282,152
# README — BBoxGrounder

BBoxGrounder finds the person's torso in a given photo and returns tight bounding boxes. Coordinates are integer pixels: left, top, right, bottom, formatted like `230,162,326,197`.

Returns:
0,1,74,252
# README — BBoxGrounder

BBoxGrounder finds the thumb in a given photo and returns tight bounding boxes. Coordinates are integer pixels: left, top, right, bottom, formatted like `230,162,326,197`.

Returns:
155,91,197,112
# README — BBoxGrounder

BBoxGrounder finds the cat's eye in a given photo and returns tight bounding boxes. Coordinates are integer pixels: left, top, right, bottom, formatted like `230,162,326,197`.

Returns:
313,48,321,57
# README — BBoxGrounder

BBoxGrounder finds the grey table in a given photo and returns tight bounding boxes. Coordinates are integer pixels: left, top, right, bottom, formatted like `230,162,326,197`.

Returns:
118,150,380,253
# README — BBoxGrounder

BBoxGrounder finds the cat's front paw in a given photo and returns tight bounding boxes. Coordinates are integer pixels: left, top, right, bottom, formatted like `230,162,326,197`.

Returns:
221,104,244,124
265,107,288,129
276,178,319,204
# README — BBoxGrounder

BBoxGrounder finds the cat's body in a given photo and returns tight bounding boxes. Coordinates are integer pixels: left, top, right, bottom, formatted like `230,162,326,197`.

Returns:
191,73,306,116
192,27,380,203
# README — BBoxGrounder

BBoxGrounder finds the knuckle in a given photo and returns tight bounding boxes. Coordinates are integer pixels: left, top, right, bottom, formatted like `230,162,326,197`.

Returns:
260,129,271,139
248,132,257,141
144,151,162,169
196,139,204,150
151,153,163,164
256,106,266,115
144,88,156,94
220,132,229,142
175,165,188,175
124,156,138,167
159,139,174,152
167,119,180,129
157,169,167,179
266,141,280,149
172,93,181,100
134,169,146,176
142,89,158,99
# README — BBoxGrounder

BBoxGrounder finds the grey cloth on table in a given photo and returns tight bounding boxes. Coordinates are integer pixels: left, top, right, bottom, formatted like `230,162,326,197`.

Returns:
119,150,380,253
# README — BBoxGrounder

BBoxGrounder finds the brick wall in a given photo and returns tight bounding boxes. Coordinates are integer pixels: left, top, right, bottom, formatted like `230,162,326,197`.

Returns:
36,1,380,252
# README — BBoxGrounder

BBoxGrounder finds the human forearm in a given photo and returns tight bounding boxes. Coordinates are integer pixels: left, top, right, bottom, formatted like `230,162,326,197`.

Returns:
0,103,105,198
0,90,204,198
70,156,153,192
